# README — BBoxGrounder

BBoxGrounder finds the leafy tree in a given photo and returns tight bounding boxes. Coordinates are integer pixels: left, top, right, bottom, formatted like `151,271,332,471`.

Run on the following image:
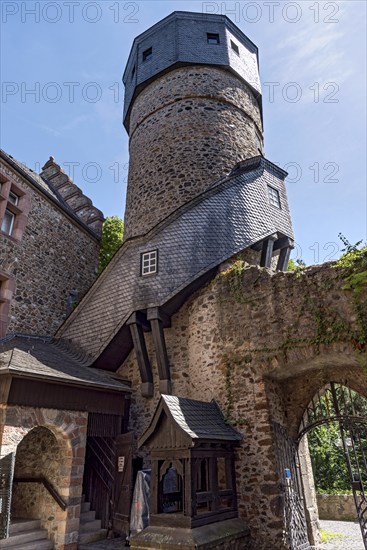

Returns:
308,422,351,493
98,215,124,273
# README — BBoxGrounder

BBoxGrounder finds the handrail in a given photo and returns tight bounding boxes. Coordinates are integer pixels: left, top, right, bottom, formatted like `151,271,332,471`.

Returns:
13,476,67,511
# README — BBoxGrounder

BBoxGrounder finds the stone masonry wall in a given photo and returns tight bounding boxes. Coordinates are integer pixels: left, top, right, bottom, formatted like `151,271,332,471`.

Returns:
0,405,88,550
317,494,356,521
118,262,366,549
0,159,100,336
124,66,263,239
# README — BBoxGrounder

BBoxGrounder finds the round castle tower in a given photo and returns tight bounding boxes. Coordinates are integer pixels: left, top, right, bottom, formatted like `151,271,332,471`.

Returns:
123,11,263,240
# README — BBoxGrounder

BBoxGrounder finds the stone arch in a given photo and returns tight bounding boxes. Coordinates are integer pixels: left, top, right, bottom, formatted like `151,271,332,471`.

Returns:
11,426,70,547
1,406,88,550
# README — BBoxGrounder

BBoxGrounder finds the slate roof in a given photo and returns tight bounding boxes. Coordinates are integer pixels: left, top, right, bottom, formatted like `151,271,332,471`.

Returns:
162,394,242,441
0,149,101,239
1,150,64,201
0,335,130,392
123,11,261,129
58,156,294,366
139,394,242,448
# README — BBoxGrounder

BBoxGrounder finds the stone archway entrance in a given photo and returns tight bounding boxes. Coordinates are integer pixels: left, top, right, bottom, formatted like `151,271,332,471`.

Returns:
11,426,67,546
273,382,367,550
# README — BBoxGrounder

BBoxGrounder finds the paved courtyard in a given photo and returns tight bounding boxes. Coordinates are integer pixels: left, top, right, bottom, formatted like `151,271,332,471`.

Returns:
78,520,365,549
319,519,364,549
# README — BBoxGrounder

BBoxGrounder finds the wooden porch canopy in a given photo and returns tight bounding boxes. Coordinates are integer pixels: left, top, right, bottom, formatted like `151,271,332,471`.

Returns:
0,336,131,423
138,394,242,529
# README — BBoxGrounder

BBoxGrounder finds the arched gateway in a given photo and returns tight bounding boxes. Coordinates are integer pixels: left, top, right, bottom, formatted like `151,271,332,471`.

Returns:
274,383,367,550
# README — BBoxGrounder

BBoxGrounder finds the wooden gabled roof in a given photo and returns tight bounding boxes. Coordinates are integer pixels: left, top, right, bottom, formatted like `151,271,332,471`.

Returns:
138,394,242,449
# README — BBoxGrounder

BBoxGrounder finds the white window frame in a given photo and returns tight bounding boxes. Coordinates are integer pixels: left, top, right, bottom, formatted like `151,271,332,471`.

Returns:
141,250,158,276
8,191,19,206
1,209,15,235
268,185,281,208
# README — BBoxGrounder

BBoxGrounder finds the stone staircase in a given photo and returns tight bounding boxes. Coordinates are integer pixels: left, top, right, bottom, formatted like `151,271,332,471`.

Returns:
78,497,108,548
0,519,53,549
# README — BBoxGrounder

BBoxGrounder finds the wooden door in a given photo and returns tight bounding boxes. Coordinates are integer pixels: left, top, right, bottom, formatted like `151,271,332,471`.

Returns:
113,432,133,536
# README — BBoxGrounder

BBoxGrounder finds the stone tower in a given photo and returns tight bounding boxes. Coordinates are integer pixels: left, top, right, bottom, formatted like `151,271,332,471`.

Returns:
123,11,263,240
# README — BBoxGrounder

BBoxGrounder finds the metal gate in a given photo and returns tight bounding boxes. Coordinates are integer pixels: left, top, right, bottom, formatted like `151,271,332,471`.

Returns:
298,382,367,548
273,421,311,550
0,453,15,539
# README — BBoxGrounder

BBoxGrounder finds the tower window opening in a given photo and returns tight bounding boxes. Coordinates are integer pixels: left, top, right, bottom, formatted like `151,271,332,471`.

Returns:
141,250,158,276
142,47,152,62
230,40,239,55
207,33,220,45
268,186,281,208
131,65,136,79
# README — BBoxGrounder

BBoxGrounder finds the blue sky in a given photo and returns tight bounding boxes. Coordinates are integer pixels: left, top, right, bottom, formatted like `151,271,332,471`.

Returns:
1,0,366,265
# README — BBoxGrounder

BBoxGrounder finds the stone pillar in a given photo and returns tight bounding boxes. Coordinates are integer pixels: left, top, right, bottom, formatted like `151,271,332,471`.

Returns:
298,435,320,546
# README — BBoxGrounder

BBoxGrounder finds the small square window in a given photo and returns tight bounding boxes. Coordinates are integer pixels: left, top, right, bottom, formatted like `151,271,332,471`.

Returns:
231,40,239,55
1,209,15,235
8,191,19,206
268,186,281,208
207,33,220,45
142,47,152,62
141,250,158,276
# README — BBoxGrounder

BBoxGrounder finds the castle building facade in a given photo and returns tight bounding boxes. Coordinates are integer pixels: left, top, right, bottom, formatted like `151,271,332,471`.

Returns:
1,11,366,550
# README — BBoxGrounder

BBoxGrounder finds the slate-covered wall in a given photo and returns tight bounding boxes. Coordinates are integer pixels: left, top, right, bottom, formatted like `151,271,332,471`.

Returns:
118,262,366,549
124,66,262,239
0,159,100,336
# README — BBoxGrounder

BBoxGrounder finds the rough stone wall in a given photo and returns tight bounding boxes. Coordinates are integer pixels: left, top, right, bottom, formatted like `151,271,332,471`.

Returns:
124,66,263,239
0,159,100,336
118,262,366,548
0,405,88,550
317,494,356,521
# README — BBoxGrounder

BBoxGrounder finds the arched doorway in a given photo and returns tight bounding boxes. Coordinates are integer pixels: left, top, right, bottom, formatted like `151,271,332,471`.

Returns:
273,382,367,550
11,426,67,545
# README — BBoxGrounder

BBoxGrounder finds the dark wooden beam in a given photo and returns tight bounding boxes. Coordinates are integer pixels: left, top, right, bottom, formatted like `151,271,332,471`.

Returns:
277,246,292,272
260,234,277,268
272,236,294,252
127,312,153,398
147,307,172,395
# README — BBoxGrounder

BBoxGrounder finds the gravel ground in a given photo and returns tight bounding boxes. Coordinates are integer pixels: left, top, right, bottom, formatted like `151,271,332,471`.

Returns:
319,519,364,549
77,522,365,550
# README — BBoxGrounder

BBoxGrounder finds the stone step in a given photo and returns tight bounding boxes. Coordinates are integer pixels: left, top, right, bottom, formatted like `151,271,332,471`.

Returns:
9,519,41,535
80,510,96,523
78,529,108,545
81,501,91,513
0,539,53,550
0,528,48,548
80,519,102,533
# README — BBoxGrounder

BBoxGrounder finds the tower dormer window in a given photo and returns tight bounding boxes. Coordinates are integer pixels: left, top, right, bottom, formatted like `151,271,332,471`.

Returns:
142,47,152,62
207,33,220,45
231,40,239,55
141,250,158,276
268,186,281,208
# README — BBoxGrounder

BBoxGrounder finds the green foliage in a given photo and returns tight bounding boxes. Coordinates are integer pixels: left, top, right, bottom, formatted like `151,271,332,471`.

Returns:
98,215,124,273
308,422,351,493
287,258,306,271
335,235,367,352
